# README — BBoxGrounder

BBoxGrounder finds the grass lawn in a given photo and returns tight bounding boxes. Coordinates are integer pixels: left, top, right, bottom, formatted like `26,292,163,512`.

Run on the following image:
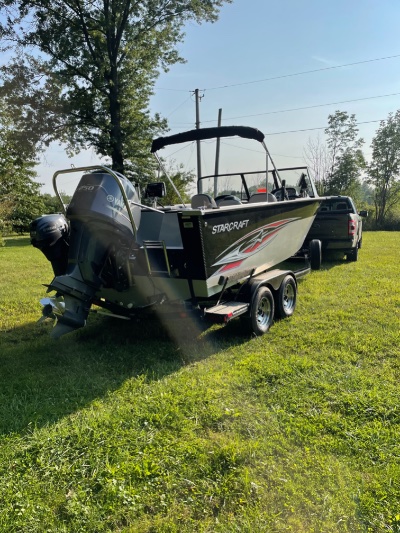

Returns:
0,232,399,532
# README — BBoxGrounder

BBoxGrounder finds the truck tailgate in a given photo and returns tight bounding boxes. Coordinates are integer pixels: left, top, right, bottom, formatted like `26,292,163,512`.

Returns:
309,214,350,240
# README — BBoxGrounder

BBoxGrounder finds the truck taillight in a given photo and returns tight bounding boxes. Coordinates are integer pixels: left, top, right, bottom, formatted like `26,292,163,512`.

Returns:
348,220,356,236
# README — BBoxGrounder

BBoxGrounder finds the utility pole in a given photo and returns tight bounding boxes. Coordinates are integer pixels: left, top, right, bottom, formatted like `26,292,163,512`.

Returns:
195,88,202,192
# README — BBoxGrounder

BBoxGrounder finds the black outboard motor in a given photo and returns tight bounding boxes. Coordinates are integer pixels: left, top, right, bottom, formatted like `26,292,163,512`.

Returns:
44,170,141,337
30,214,69,276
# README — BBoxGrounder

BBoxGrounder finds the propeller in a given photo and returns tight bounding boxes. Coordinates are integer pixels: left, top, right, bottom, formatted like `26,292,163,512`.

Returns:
38,296,66,322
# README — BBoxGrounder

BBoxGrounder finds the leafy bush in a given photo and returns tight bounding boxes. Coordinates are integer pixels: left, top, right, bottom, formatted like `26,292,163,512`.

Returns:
363,207,400,230
380,213,400,230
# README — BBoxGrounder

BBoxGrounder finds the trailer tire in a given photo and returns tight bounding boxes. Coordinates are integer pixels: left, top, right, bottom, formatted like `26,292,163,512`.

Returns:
249,286,275,336
310,239,322,270
275,275,297,319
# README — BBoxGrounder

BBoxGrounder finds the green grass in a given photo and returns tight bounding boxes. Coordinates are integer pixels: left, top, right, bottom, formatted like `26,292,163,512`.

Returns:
0,233,399,532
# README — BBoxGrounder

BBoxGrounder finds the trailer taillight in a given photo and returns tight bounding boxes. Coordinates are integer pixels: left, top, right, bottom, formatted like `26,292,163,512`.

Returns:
348,220,356,236
224,312,233,323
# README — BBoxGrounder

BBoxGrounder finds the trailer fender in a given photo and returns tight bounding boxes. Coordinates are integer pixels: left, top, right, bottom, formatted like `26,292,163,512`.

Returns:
250,271,297,295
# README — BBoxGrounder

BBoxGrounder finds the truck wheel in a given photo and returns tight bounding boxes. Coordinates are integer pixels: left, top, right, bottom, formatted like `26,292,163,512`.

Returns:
249,286,275,336
358,237,362,249
347,246,358,262
310,239,322,270
275,275,297,319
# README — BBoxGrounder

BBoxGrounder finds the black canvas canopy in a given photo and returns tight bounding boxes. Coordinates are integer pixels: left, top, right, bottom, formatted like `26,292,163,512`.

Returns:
151,126,265,153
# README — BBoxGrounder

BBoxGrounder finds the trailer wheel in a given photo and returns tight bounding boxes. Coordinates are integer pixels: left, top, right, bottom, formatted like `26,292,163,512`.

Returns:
249,286,275,336
310,239,322,270
275,275,297,319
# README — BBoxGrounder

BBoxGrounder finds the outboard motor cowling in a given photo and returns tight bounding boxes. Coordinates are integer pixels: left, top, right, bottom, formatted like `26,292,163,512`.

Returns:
67,171,141,232
46,170,141,337
62,171,141,289
30,214,69,276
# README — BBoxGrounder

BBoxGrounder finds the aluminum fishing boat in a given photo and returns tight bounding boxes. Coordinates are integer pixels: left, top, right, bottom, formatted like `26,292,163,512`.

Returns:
30,126,322,337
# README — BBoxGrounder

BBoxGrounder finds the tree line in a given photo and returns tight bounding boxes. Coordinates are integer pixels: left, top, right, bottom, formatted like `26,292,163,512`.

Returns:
305,110,400,229
0,0,399,234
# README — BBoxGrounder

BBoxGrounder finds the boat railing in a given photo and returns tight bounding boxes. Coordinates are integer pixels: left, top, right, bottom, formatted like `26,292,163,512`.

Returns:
52,165,167,239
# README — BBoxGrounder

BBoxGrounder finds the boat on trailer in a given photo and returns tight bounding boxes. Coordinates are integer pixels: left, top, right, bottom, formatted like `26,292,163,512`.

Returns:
30,126,322,337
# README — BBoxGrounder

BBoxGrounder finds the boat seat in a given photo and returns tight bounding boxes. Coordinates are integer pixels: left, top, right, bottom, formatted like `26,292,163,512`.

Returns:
215,195,242,206
248,193,277,203
271,187,298,201
191,193,217,209
286,187,298,199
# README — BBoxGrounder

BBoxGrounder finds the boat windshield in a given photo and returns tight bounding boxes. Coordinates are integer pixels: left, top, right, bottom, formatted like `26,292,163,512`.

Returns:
199,166,317,201
198,171,273,201
277,167,318,198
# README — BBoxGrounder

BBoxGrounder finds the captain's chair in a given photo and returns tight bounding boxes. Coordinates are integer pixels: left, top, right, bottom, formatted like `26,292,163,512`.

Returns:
191,193,217,209
248,192,277,203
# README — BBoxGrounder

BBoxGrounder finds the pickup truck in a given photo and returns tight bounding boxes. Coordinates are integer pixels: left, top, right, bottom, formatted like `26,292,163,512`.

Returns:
304,196,368,262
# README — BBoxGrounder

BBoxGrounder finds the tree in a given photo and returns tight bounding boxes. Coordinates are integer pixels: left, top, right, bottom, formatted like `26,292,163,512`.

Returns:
324,111,365,197
303,134,330,194
0,0,232,180
162,166,195,205
0,102,45,232
0,174,44,233
0,56,65,157
0,195,13,239
143,160,195,205
41,193,72,214
367,110,400,227
326,148,366,200
0,161,45,232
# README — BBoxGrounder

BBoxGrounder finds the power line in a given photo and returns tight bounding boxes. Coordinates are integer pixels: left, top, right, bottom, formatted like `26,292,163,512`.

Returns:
163,121,380,155
202,92,400,123
164,94,194,118
155,53,400,92
167,90,400,127
264,119,382,136
161,120,383,158
159,125,380,167
221,141,304,159
154,87,192,93
205,54,400,91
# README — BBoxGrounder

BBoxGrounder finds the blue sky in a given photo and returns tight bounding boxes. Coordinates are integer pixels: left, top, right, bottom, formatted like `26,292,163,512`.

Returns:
38,0,400,193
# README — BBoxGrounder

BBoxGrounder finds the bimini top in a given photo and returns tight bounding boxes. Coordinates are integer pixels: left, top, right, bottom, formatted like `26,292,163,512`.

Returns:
151,126,265,153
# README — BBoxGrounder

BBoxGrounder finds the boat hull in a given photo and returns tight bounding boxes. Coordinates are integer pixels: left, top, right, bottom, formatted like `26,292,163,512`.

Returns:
175,198,320,297
90,197,321,309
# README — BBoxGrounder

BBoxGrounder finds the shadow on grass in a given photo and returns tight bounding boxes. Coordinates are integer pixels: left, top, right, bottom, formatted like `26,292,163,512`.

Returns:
3,236,31,247
0,308,250,436
318,251,358,271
